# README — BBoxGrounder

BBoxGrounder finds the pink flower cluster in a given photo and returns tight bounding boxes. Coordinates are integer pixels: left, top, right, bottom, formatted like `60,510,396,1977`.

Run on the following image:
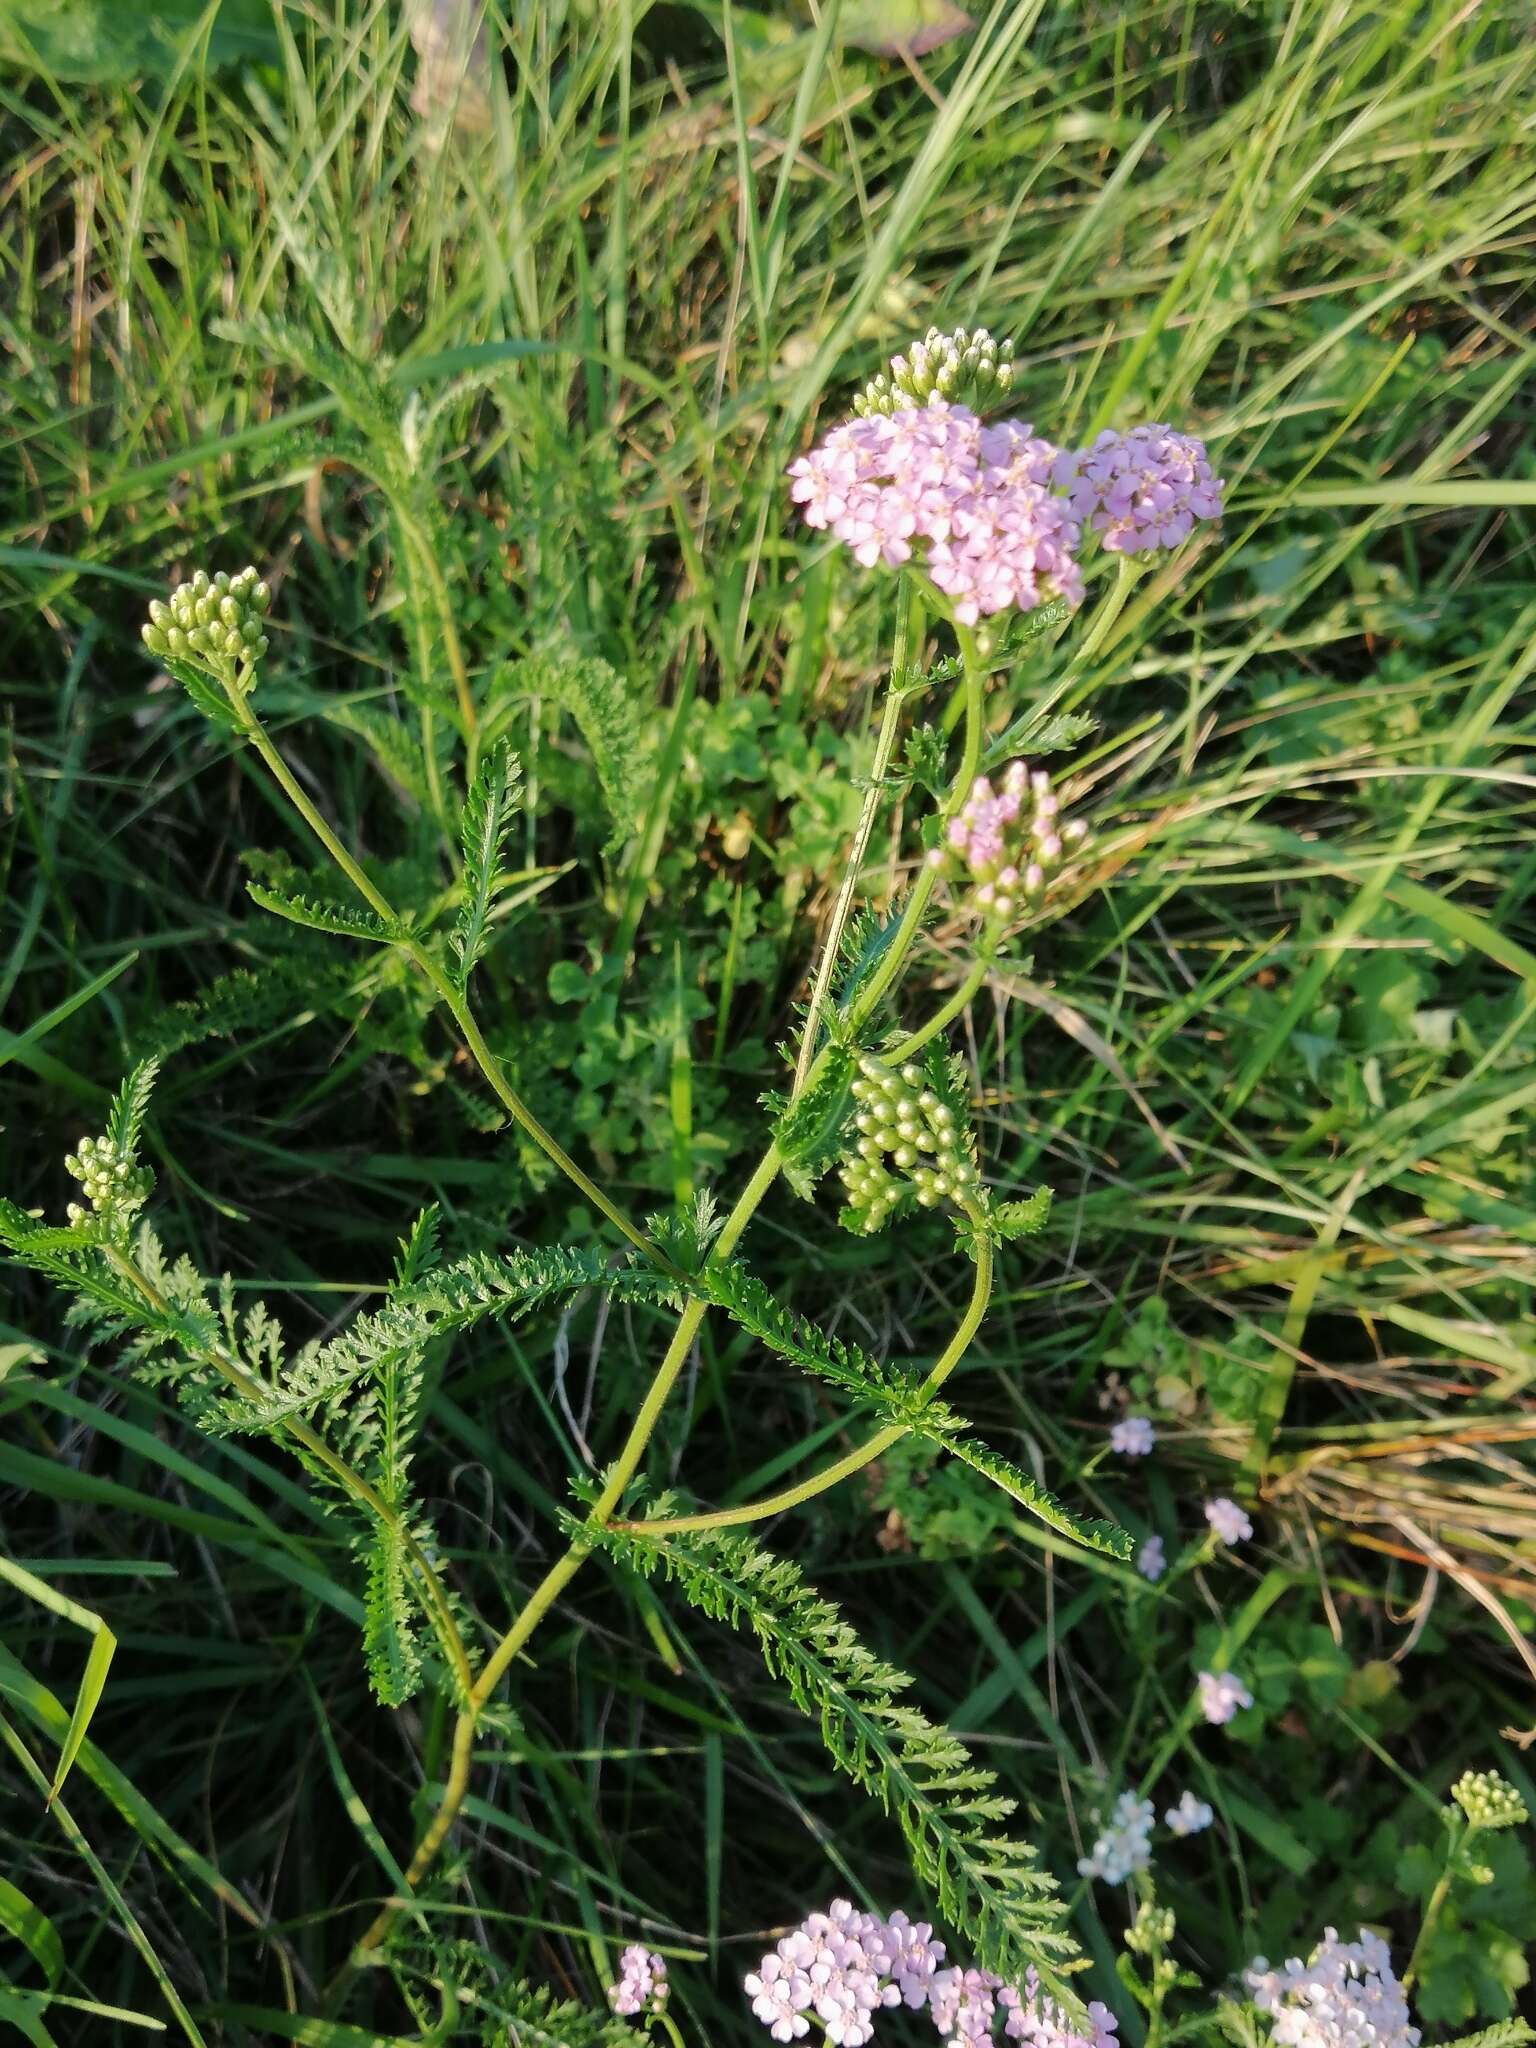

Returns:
788,398,1223,618
788,406,1082,624
608,1944,668,2018
1204,1496,1253,1546
1245,1928,1419,2048
1054,426,1224,555
745,1903,1117,2048
933,761,1089,924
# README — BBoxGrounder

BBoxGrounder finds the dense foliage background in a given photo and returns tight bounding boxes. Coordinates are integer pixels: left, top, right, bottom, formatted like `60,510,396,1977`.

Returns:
2,1,1535,2041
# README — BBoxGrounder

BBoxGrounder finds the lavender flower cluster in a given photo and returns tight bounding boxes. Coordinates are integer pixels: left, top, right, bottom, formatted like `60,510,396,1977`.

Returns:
1245,1929,1419,2048
931,762,1089,926
744,1902,1117,2048
789,395,1222,623
1055,427,1223,555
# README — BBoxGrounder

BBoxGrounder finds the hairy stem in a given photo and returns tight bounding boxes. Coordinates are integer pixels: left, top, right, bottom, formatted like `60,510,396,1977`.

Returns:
1403,1816,1472,1991
792,575,922,1094
892,955,992,1061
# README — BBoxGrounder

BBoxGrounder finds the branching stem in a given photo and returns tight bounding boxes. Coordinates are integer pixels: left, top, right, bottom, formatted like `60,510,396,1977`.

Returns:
328,631,997,1981
617,1205,994,1534
228,691,667,1273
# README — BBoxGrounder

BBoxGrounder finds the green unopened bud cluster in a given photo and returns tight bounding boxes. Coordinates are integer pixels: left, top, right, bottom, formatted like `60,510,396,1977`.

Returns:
1452,1769,1528,1831
142,567,271,687
840,1056,977,1233
64,1133,152,1231
854,326,1014,418
1125,1900,1176,1956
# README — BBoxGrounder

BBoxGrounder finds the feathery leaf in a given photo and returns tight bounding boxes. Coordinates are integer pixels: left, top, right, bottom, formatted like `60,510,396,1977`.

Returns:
247,880,409,944
452,740,523,989
581,1518,1085,1997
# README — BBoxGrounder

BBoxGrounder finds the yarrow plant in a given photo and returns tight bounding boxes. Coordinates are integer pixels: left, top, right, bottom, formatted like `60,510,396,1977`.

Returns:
3,327,1246,2034
1204,1496,1253,1546
1110,1417,1156,1458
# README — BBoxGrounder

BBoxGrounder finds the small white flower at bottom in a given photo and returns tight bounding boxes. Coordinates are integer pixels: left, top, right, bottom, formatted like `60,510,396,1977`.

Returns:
1204,1495,1253,1546
609,1945,668,2019
1077,1792,1155,1884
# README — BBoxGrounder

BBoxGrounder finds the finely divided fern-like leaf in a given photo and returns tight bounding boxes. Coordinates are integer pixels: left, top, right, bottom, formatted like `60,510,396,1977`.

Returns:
693,1259,940,1423
1438,2024,1536,2048
360,1520,422,1707
767,1043,856,1197
208,1246,671,1433
990,1189,1052,1239
495,650,646,850
694,1255,1126,1559
452,741,523,990
247,880,408,944
946,1438,1130,1560
582,1519,1085,1998
104,1058,160,1163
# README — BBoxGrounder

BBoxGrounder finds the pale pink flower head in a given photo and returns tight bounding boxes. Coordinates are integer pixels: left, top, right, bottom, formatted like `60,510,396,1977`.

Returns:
933,760,1089,928
1054,425,1223,555
747,1901,900,2048
1136,1534,1166,1582
928,1966,1001,2041
1110,1416,1155,1457
1204,1495,1253,1546
1000,1970,1119,2048
789,401,1082,622
1246,1928,1419,2048
1197,1668,1252,1725
882,1912,947,2010
609,1945,669,2018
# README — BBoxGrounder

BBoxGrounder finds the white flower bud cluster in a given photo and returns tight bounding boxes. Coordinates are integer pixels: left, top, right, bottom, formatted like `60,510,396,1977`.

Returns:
854,327,1014,419
63,1132,152,1230
840,1057,977,1233
142,567,271,686
1451,1768,1528,1831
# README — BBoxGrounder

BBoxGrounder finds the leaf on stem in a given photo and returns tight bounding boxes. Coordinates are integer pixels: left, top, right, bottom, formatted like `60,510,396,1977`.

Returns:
581,1518,1085,1996
452,741,523,991
247,880,410,943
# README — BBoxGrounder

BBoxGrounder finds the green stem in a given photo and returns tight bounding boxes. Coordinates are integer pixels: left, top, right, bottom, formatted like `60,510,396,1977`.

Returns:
336,1146,784,1982
618,1205,994,1535
839,623,989,1037
104,1247,473,1702
1403,1817,1472,1991
229,692,665,1273
892,955,992,1061
331,626,995,1970
792,575,921,1094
